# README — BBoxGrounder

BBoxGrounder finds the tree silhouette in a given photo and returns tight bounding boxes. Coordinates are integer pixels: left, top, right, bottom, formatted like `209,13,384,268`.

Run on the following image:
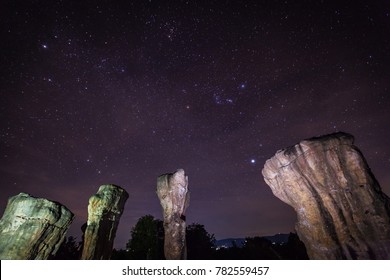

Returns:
50,236,81,260
126,215,164,259
110,248,130,260
186,223,215,259
242,236,282,259
122,216,217,260
278,232,309,259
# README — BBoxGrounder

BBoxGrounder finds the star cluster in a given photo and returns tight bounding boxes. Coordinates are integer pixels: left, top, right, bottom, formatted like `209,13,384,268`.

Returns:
0,0,389,248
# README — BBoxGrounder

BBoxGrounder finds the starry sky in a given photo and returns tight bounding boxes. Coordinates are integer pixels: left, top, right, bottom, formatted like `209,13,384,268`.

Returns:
1,0,389,248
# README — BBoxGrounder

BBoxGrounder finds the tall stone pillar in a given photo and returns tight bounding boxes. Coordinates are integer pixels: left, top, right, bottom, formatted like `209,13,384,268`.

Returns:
262,132,390,259
157,169,190,260
0,193,74,260
81,184,129,260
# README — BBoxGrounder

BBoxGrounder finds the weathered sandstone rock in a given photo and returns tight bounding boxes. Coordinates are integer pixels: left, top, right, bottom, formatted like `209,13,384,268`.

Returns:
81,184,128,260
0,193,74,260
262,132,390,259
157,169,190,260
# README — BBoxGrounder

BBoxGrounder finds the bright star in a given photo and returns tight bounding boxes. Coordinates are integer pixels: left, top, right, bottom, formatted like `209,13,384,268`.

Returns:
42,44,48,49
250,159,256,164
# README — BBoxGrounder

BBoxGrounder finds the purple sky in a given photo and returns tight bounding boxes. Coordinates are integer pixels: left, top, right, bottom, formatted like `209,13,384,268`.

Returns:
1,0,389,248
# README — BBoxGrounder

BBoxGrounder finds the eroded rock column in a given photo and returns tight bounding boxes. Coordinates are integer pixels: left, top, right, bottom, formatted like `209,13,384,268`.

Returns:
157,169,190,260
0,193,74,260
81,184,128,260
262,132,390,259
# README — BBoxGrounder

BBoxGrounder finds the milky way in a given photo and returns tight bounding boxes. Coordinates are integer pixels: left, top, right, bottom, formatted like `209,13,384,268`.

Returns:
1,0,389,248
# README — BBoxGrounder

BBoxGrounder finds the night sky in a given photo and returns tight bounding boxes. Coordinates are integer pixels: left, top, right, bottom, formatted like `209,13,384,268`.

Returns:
1,0,389,249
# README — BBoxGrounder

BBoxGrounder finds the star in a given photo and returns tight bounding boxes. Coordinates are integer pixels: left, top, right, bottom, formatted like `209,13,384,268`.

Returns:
42,44,48,49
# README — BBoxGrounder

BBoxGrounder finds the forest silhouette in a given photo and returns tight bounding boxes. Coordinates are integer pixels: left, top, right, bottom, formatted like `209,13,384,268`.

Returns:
52,215,308,260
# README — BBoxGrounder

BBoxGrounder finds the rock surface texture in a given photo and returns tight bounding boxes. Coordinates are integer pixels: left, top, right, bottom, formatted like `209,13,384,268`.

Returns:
262,132,390,259
0,193,74,260
81,184,129,260
157,169,190,260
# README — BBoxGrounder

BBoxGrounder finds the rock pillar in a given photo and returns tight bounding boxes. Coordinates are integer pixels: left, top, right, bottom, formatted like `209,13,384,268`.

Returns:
157,169,190,260
262,132,390,259
0,193,74,260
81,184,128,260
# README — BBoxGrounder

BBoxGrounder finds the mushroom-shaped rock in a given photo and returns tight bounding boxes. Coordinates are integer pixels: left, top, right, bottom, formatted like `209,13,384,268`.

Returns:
262,132,390,259
0,193,74,260
157,169,190,260
81,184,129,260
